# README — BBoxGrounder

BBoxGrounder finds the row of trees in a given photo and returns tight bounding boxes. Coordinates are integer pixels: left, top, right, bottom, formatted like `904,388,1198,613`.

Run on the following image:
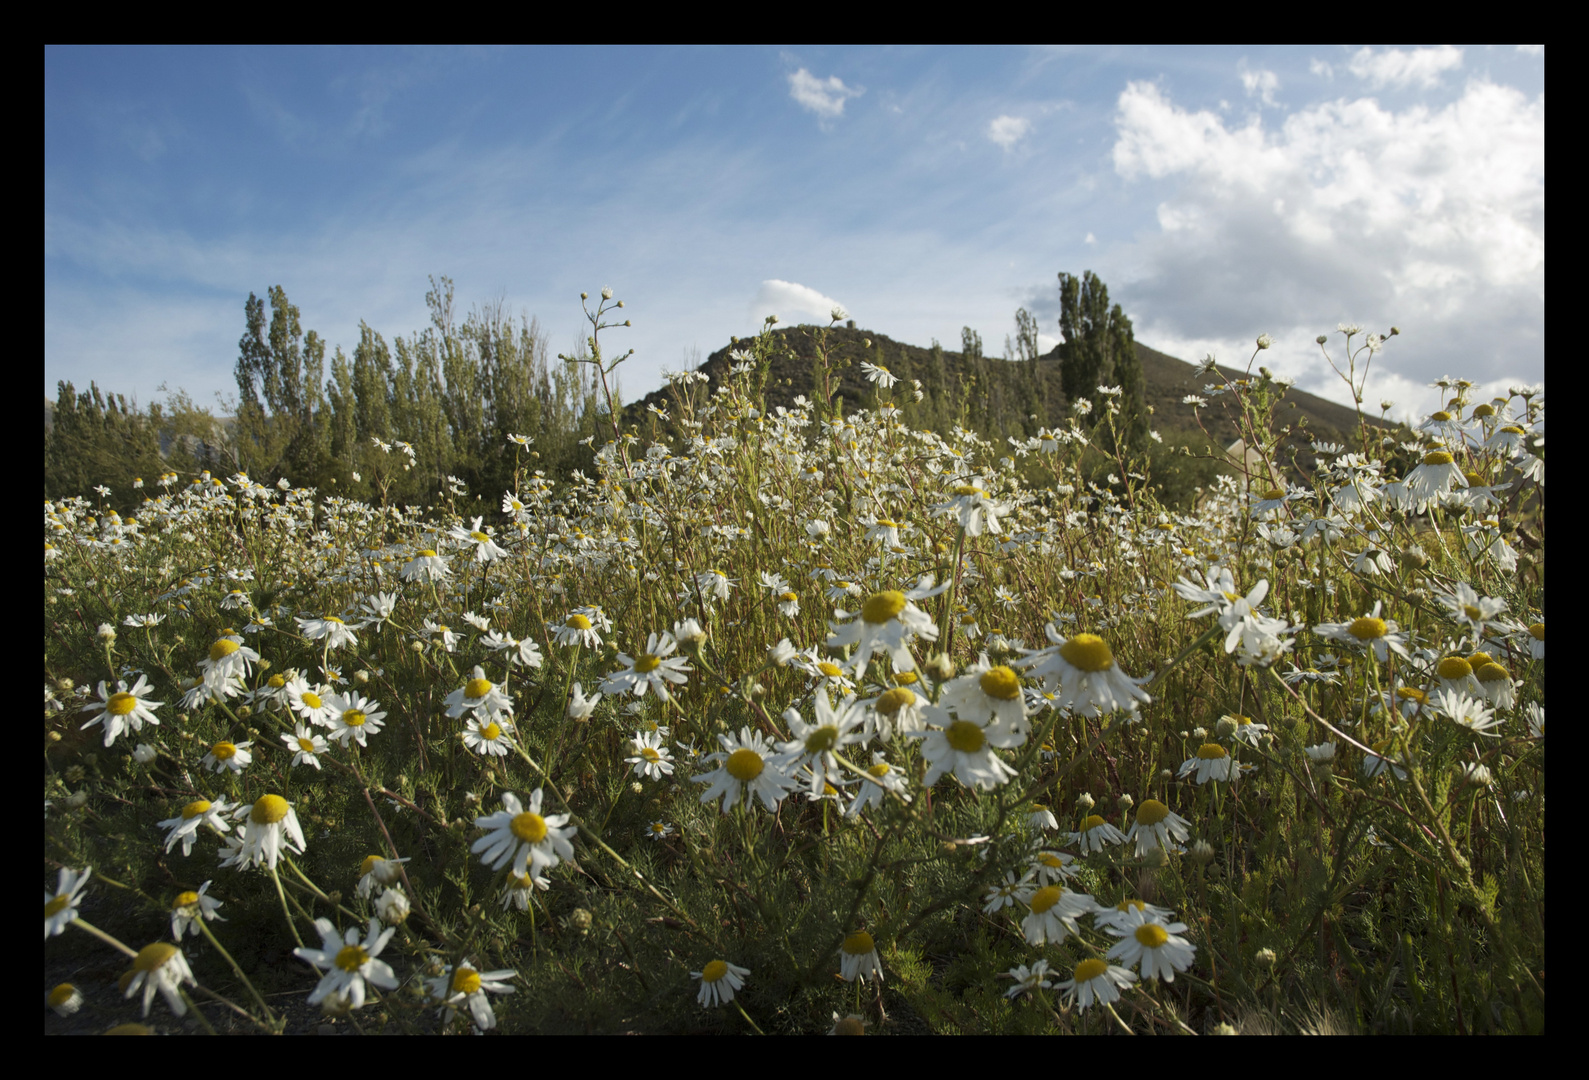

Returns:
46,270,1150,508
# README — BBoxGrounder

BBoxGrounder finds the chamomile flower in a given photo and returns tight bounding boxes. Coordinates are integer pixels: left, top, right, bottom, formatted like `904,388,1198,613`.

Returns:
603,632,693,701
471,789,576,881
648,820,676,841
271,714,330,765
826,578,946,678
933,476,1012,537
1057,958,1137,1012
693,727,799,813
450,516,509,563
1104,907,1196,982
286,677,337,727
868,681,929,737
1005,959,1056,999
1431,688,1503,736
45,865,92,939
324,690,387,747
400,548,450,583
939,654,1031,741
296,613,359,651
845,751,911,817
1126,799,1192,858
201,739,253,774
913,704,1019,790
355,855,411,899
293,917,398,1012
626,731,676,779
169,881,225,939
444,666,514,720
1018,629,1150,719
1313,602,1409,662
1404,449,1467,505
984,869,1037,914
463,716,514,757
427,962,517,1031
125,942,197,1018
692,959,750,1007
1179,743,1244,784
1030,848,1081,884
838,931,884,983
1067,814,1127,855
229,794,306,870
198,632,260,688
1362,740,1408,780
80,674,162,748
1092,898,1178,931
775,687,868,796
1020,884,1097,947
158,797,234,856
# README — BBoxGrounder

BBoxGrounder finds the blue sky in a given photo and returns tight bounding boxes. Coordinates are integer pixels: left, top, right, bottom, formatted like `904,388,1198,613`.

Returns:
45,45,1544,422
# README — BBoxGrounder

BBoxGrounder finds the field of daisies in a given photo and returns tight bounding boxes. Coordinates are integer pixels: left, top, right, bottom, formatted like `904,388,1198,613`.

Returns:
44,313,1543,1035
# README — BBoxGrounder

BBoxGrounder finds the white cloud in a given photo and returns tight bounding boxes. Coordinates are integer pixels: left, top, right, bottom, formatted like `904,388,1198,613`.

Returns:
1084,232,1096,245
1309,58,1333,80
988,114,1031,150
787,68,864,121
1347,46,1462,90
1110,77,1543,402
752,280,848,326
1240,67,1280,107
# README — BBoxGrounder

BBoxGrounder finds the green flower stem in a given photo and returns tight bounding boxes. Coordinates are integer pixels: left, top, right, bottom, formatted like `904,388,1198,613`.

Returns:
196,914,279,1029
69,916,137,959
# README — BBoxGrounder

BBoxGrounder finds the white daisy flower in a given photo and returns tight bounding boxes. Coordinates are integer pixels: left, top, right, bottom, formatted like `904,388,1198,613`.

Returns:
79,674,162,748
912,704,1019,790
838,931,883,983
471,789,576,881
169,880,225,939
692,960,750,1007
228,795,306,871
427,961,517,1030
1020,884,1097,946
45,865,93,939
1178,743,1244,784
1125,799,1192,858
444,666,514,720
125,942,197,1018
293,917,398,1012
1006,959,1056,998
693,727,799,813
296,614,359,652
625,731,675,779
602,632,693,702
1057,958,1137,1012
158,797,234,856
1017,629,1150,719
1104,907,1196,982
324,690,388,747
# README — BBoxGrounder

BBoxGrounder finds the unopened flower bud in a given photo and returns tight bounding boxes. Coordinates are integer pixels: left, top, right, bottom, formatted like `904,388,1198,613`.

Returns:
354,670,369,684
1316,335,1328,345
1074,792,1095,813
601,287,613,300
1215,716,1238,739
1116,794,1134,814
1255,947,1277,967
567,907,594,934
1256,334,1272,350
1142,845,1169,868
97,623,117,643
1190,839,1216,866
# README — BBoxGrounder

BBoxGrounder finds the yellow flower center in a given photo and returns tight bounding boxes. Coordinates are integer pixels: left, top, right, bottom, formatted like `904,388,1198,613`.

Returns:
1475,662,1509,684
360,855,382,877
335,944,369,972
945,721,987,753
343,710,367,727
875,687,916,715
251,795,289,824
1197,743,1228,760
209,639,240,661
866,762,891,779
1137,799,1170,826
1029,885,1061,914
634,654,662,673
418,549,437,558
1422,450,1455,466
1135,923,1170,948
1466,651,1494,669
861,590,908,625
173,891,199,909
842,931,875,955
298,737,317,753
953,484,980,496
780,591,799,603
833,1016,865,1035
452,967,482,995
133,943,178,973
702,960,728,983
1074,958,1108,982
1398,687,1428,705
465,677,493,699
805,726,839,753
268,674,286,688
301,691,323,709
1039,853,1066,868
106,691,138,717
726,748,765,782
470,531,490,543
211,741,237,760
1529,622,1544,641
1437,657,1473,680
1263,488,1285,501
182,800,211,819
978,666,1022,701
324,615,344,625
894,671,919,685
1116,899,1147,913
815,661,845,678
48,984,77,1007
1347,617,1387,640
634,746,658,763
511,812,548,843
1059,634,1113,672
45,895,70,917
1430,410,1452,422
569,614,592,630
482,723,502,741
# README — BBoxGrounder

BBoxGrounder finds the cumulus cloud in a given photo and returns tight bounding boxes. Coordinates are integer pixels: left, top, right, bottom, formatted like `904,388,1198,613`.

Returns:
1347,46,1463,90
1240,67,1280,107
1110,77,1543,407
787,68,864,121
988,115,1031,150
751,280,848,326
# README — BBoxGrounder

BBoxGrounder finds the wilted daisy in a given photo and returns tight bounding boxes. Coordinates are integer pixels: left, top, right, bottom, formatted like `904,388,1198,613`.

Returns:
838,931,884,983
169,880,224,939
125,942,197,1018
158,797,234,856
45,983,84,1016
1006,959,1056,999
428,962,517,1031
625,730,676,779
1057,958,1137,1012
296,613,359,652
1126,799,1192,858
603,632,693,701
1020,884,1097,947
1470,657,1516,710
324,690,387,747
693,959,750,1007
80,674,162,748
1018,629,1150,719
444,666,514,720
228,794,307,871
355,855,411,899
293,917,398,1012
693,727,799,813
45,865,92,939
1105,907,1196,982
868,681,929,738
472,789,576,881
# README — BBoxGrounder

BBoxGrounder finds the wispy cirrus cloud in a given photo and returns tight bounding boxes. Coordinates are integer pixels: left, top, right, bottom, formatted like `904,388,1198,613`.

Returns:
1347,45,1463,90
